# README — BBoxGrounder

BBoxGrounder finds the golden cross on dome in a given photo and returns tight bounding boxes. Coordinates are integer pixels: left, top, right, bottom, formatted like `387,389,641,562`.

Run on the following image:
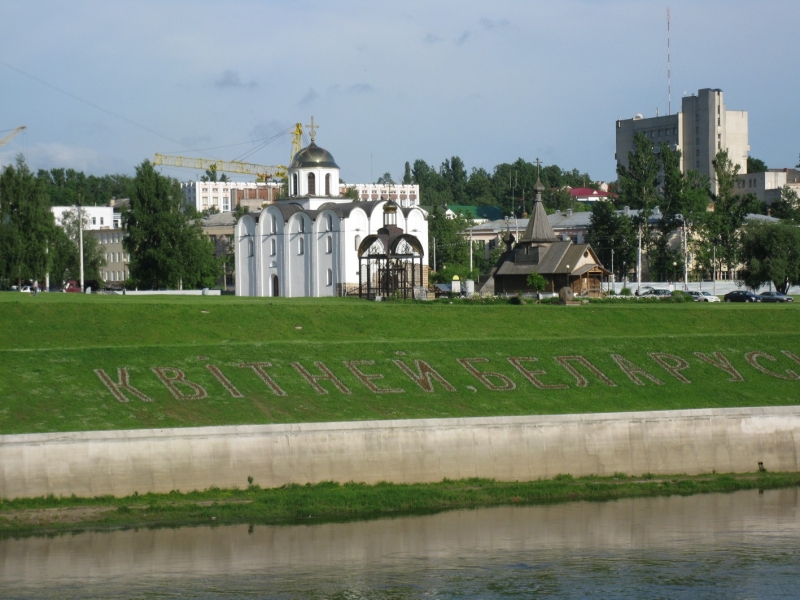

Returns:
535,157,542,177
306,116,319,143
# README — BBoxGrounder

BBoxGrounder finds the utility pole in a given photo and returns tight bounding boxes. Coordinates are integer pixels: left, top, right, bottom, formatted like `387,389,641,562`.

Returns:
713,246,716,296
636,224,642,293
611,248,614,293
469,227,473,272
683,220,688,289
433,237,436,272
78,200,85,292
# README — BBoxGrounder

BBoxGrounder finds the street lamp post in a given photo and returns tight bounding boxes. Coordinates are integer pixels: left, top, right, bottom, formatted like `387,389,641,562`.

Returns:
713,245,717,296
676,214,688,290
77,203,85,292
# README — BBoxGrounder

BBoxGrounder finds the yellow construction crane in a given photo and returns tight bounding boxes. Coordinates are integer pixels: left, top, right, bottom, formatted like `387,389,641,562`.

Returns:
0,126,26,149
153,123,304,182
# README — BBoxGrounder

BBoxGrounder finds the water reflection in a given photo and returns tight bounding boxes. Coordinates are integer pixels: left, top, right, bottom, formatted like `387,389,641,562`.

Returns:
2,488,799,598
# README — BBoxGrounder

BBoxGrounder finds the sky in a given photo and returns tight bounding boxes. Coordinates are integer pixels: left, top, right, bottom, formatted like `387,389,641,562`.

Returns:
2,0,799,185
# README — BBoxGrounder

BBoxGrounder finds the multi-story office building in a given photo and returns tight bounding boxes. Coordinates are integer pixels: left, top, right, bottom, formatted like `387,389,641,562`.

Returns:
616,88,750,190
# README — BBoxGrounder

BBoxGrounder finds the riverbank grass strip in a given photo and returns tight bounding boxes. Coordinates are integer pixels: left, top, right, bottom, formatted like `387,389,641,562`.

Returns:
2,472,798,537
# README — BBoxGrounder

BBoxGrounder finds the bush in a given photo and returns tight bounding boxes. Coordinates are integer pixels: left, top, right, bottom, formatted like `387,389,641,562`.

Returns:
619,287,632,296
671,292,688,303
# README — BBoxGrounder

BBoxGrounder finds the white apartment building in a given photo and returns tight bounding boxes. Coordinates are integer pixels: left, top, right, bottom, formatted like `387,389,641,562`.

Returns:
51,205,120,230
734,169,800,205
341,183,420,208
181,181,281,213
51,201,129,284
616,88,750,189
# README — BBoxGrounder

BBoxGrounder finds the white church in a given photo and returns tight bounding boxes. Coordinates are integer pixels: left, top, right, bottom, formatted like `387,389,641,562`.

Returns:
235,133,429,299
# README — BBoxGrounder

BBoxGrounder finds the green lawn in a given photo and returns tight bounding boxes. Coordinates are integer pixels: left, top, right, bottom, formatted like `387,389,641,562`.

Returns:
1,293,799,434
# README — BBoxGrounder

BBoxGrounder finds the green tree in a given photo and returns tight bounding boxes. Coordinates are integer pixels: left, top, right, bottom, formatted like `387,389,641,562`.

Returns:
649,144,709,280
232,204,250,223
440,156,468,205
526,272,547,291
698,150,760,276
464,167,494,206
36,168,134,207
376,172,394,185
747,157,768,173
200,164,228,182
617,133,660,255
0,156,55,285
402,162,412,185
49,207,106,285
739,221,800,294
427,206,471,274
412,160,451,206
124,160,219,289
588,200,636,282
341,186,360,201
771,186,800,223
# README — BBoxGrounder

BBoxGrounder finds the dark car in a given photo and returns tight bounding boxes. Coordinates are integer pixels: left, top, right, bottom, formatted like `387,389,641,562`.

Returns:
723,290,762,303
759,291,794,302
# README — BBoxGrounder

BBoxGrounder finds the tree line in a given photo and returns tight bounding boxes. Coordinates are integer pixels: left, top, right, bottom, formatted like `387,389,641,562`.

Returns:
0,156,218,290
380,156,597,215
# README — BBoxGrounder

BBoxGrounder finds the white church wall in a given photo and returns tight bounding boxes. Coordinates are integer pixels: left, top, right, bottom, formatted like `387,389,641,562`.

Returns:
235,215,257,297
315,211,339,297
286,214,312,297
343,207,369,287
406,209,429,259
257,208,283,297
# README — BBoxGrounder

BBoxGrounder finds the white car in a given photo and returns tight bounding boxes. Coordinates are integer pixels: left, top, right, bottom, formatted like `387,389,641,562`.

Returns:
18,285,31,293
689,290,720,303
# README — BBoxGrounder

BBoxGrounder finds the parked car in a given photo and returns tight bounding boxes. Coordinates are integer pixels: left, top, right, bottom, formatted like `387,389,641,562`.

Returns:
18,285,31,293
640,288,672,298
689,290,721,303
758,291,794,303
723,290,762,302
62,280,82,293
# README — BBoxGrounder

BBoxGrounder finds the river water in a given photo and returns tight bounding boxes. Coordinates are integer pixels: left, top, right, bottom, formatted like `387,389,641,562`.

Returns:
1,488,799,598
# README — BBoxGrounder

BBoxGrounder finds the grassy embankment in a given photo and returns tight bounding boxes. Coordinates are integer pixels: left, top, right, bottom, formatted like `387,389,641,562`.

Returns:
2,294,800,535
1,293,800,434
2,471,798,538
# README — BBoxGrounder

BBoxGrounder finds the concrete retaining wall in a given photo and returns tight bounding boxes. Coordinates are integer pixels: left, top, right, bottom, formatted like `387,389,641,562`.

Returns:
1,406,799,499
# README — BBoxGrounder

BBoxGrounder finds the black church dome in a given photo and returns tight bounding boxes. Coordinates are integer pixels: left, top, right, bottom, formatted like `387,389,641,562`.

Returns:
290,142,339,169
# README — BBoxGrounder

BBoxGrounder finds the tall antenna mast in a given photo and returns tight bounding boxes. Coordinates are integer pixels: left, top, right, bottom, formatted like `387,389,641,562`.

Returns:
667,7,671,115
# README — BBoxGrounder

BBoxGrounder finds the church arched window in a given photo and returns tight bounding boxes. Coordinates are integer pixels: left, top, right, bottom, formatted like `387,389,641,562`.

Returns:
326,236,332,254
325,173,331,196
298,236,304,255
270,238,276,256
292,173,298,196
308,173,316,196
248,239,254,257
270,215,277,233
354,235,361,251
326,214,332,231
299,218,305,233
326,268,333,286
